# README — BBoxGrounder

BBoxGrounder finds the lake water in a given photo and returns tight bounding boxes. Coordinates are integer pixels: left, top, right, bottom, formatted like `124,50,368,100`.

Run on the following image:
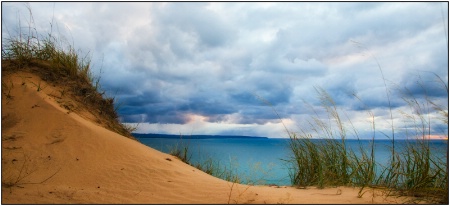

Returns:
137,137,448,186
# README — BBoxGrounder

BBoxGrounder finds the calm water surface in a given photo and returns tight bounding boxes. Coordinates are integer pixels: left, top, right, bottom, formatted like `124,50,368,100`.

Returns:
137,137,448,186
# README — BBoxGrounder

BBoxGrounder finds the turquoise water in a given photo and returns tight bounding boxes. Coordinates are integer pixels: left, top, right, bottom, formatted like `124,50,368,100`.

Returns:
137,137,448,186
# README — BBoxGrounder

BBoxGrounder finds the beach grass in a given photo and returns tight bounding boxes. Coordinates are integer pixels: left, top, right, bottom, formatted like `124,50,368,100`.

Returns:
285,79,448,203
168,138,279,187
1,10,134,138
169,138,193,164
168,138,242,183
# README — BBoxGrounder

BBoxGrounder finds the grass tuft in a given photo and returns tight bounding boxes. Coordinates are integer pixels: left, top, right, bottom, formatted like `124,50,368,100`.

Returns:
168,137,242,183
1,8,134,139
285,79,448,203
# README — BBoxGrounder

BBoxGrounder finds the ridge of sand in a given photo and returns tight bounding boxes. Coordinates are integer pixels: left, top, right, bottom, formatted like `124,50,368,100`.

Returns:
1,71,412,204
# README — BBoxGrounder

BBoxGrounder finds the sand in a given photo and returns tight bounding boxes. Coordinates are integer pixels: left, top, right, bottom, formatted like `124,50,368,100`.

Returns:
1,71,411,204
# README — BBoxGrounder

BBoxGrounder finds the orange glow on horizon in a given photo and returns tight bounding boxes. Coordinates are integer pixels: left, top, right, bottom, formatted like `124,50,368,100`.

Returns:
418,134,448,140
185,113,209,123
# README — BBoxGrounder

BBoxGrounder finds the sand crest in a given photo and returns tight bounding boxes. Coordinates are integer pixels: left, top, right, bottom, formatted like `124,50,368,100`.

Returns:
1,72,410,204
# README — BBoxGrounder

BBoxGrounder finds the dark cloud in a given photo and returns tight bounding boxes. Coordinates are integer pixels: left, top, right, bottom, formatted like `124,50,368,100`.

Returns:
2,2,447,137
399,76,448,99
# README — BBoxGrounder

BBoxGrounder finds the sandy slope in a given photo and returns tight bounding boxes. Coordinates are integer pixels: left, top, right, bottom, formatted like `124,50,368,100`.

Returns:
1,72,410,204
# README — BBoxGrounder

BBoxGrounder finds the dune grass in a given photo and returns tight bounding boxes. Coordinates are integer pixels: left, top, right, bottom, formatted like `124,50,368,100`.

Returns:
169,139,278,187
285,79,448,203
168,138,242,183
169,138,193,164
1,9,135,138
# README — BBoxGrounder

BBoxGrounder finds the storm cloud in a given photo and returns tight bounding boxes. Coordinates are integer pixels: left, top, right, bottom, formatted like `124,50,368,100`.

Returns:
2,2,448,138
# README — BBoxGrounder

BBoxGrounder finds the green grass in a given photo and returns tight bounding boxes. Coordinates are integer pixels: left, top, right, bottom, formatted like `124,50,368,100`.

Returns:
169,138,277,186
2,28,92,83
168,138,242,183
1,9,135,138
285,80,448,203
169,138,193,164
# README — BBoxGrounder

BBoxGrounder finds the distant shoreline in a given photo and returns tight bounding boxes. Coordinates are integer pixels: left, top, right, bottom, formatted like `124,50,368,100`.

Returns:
133,133,448,141
132,133,269,139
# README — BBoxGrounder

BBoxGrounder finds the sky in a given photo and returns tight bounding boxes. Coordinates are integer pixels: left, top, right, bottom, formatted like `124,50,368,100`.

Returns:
2,2,448,139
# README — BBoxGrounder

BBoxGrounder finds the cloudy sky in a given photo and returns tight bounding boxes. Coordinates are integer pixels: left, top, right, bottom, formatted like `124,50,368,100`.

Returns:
2,2,448,139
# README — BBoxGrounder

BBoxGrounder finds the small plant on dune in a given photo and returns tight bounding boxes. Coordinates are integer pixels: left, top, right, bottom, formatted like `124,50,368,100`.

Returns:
218,157,242,183
2,153,33,192
1,152,61,193
122,122,140,134
227,180,252,204
168,138,243,183
169,136,192,163
194,158,217,175
59,85,67,98
1,80,14,100
29,80,47,92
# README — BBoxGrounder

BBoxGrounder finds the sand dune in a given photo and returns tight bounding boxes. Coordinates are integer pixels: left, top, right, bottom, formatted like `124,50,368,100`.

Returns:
1,71,411,204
